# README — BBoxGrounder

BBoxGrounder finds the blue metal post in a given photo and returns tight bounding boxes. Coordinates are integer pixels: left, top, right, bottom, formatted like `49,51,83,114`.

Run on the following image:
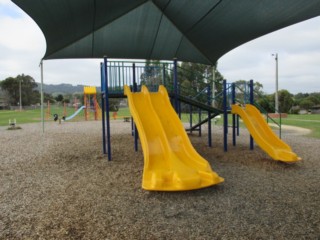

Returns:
133,63,137,91
103,57,111,161
131,118,134,136
100,63,106,154
249,79,254,150
173,58,179,114
231,83,236,146
133,63,138,152
208,85,212,147
223,80,228,152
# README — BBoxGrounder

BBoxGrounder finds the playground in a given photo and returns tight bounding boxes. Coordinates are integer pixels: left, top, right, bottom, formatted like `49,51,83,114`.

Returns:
0,121,319,238
2,1,320,238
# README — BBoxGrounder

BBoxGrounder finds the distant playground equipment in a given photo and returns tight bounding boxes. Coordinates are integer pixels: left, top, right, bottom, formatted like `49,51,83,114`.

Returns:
112,111,131,122
99,59,300,191
8,119,21,130
9,118,16,127
46,86,102,122
84,86,102,121
65,106,86,121
47,101,69,122
46,100,51,120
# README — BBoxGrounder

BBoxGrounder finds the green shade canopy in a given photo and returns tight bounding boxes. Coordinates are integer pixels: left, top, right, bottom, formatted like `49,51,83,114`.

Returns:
13,0,320,64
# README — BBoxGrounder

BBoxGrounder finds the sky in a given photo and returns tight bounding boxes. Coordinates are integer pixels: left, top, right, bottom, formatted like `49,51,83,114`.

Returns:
0,1,319,94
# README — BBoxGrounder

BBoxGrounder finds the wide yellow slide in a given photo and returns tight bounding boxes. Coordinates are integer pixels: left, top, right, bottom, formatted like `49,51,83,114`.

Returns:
124,85,223,191
231,104,301,163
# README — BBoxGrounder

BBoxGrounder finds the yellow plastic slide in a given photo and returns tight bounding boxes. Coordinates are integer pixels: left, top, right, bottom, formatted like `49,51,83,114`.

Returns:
231,104,301,163
124,85,223,191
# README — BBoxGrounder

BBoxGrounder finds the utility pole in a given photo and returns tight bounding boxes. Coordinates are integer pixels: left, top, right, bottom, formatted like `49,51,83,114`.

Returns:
272,53,279,113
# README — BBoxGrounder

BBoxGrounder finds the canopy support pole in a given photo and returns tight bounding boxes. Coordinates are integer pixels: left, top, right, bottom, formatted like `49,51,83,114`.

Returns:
40,60,44,134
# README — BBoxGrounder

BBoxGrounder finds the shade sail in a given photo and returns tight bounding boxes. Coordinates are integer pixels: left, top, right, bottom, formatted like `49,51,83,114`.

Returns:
12,0,320,64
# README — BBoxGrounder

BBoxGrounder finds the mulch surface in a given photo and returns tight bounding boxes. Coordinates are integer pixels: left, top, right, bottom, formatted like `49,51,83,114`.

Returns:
0,121,319,239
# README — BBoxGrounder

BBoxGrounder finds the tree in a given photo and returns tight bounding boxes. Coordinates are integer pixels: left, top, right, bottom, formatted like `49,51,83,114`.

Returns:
0,74,39,106
139,60,225,108
44,93,55,103
0,77,19,105
140,60,163,89
55,94,64,102
109,98,121,111
293,92,320,110
299,99,313,110
307,94,320,105
278,89,294,113
255,94,274,113
178,62,224,105
232,80,265,105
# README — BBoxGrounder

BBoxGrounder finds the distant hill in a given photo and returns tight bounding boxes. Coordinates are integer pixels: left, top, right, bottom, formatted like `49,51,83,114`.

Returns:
36,83,101,95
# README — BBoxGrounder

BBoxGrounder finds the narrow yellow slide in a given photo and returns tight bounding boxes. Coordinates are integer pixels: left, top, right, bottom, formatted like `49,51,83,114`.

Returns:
231,104,301,163
124,85,223,191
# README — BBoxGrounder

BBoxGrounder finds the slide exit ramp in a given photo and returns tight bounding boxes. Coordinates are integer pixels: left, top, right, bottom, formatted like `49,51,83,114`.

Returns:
124,85,223,191
65,106,85,121
231,104,301,163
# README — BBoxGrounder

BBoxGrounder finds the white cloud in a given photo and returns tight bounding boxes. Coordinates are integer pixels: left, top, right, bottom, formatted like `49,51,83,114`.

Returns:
0,1,46,82
219,16,320,94
0,16,45,51
43,59,102,86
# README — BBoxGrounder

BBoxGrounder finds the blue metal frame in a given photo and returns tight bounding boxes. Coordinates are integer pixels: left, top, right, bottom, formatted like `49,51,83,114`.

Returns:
231,83,236,146
132,63,139,152
249,79,254,150
223,80,228,152
100,63,107,155
104,57,112,161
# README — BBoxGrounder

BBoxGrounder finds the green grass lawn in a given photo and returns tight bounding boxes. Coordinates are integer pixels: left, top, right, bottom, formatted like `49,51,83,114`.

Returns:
116,107,131,117
281,114,320,138
1,107,320,138
0,106,132,126
225,113,320,139
0,106,87,126
224,113,320,138
0,108,43,126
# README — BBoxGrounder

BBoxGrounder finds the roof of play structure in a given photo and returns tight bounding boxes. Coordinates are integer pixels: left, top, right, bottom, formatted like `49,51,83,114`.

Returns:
12,0,320,65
